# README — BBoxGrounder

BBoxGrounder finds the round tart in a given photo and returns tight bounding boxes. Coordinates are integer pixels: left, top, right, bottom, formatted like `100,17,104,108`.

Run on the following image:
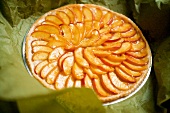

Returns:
24,4,152,104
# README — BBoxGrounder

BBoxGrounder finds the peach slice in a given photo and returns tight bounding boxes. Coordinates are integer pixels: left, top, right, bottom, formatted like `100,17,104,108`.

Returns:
58,52,73,69
31,31,51,41
72,7,83,23
96,42,121,51
32,51,49,61
55,72,69,90
35,24,60,35
84,68,98,79
46,66,60,84
84,74,93,88
121,28,136,38
126,48,148,58
72,62,84,80
74,48,89,68
103,38,124,46
119,64,141,77
110,19,123,29
108,72,129,90
62,55,74,75
100,57,121,67
42,21,58,26
32,46,52,53
74,80,82,88
122,61,148,71
35,60,48,74
101,74,119,94
90,65,107,75
82,6,93,21
130,40,146,52
80,30,100,47
93,21,101,30
31,40,48,46
70,24,80,45
56,11,70,25
107,33,121,41
61,24,72,41
111,23,132,33
106,54,126,62
115,67,136,82
93,49,111,57
93,8,103,21
76,23,85,40
45,15,63,25
112,42,131,54
101,11,113,25
93,78,110,97
64,8,75,23
124,33,140,42
48,47,65,61
99,25,110,34
126,55,149,66
93,33,112,46
84,21,93,38
99,64,114,72
47,40,67,48
40,61,58,79
84,47,103,66
65,75,75,88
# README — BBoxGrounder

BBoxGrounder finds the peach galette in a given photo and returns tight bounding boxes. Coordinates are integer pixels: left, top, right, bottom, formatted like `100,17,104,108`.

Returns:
25,4,152,103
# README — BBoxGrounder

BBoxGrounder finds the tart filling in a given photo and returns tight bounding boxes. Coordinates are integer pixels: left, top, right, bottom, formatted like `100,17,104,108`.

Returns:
25,4,152,103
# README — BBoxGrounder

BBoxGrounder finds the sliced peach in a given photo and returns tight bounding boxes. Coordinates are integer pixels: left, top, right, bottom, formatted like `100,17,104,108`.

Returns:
126,48,148,58
82,6,93,21
32,46,52,53
101,11,113,25
72,7,83,23
31,31,51,41
65,75,75,88
70,24,80,45
130,40,146,52
84,47,103,66
90,65,107,75
74,80,82,88
48,47,65,61
103,38,124,46
45,15,63,25
74,48,89,68
31,40,48,46
84,74,93,88
101,74,119,94
84,68,98,79
100,57,121,66
110,19,123,29
99,64,114,72
108,72,129,90
106,54,126,62
46,66,60,84
93,78,110,97
55,72,69,90
40,61,58,79
99,25,110,34
35,24,60,35
93,49,111,57
111,23,132,33
35,60,48,74
124,33,140,42
76,23,85,40
93,21,101,30
96,42,121,51
61,24,72,41
62,55,74,75
84,21,93,38
122,61,148,71
115,67,136,82
80,30,100,47
121,28,136,38
42,20,58,26
107,33,121,41
64,8,75,23
72,62,84,80
112,42,131,54
126,55,149,66
56,11,70,25
93,33,112,46
93,8,103,21
58,52,73,69
47,40,67,48
119,64,141,77
32,51,48,61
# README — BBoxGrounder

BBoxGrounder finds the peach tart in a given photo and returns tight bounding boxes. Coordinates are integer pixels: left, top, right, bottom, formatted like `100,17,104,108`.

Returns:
24,4,152,104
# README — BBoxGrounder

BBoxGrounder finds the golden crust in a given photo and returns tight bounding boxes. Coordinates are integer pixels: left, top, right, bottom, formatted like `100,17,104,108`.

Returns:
25,4,152,104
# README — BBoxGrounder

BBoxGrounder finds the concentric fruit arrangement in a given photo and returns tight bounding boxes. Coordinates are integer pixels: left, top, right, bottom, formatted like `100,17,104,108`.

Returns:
24,4,152,103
